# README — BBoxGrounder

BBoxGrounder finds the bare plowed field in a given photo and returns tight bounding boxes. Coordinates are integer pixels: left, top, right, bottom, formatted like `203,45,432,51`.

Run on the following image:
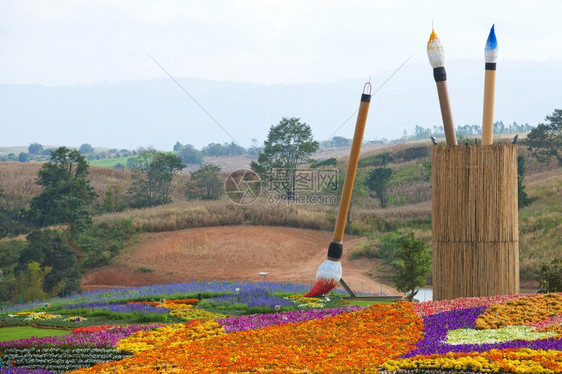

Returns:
82,225,401,296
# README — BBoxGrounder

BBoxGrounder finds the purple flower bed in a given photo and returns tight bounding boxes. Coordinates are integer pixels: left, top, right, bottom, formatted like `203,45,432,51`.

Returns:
2,281,353,313
209,289,294,308
0,369,54,374
404,305,562,357
218,305,363,332
60,302,167,314
0,324,161,350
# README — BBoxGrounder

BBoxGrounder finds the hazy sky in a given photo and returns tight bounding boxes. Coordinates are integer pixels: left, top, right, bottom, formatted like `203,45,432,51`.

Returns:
2,0,562,86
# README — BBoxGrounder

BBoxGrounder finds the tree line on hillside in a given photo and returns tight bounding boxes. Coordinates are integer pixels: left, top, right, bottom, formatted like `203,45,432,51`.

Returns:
401,121,535,142
0,118,545,165
0,111,560,303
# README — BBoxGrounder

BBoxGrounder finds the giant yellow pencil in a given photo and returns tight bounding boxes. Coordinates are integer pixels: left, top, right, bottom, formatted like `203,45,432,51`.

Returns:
482,25,498,145
427,29,457,146
305,83,371,297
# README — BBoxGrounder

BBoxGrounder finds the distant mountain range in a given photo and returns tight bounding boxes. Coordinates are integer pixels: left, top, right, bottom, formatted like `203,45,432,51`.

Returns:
1,59,560,151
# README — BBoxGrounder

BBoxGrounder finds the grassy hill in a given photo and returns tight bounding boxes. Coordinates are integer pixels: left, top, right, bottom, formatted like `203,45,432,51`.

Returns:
0,139,560,288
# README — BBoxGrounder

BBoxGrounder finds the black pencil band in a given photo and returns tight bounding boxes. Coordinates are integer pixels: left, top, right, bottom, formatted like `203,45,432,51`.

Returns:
327,242,343,259
433,67,447,82
485,63,496,70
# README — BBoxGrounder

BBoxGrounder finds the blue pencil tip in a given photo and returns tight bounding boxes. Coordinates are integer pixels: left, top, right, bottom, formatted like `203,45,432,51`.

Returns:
486,24,497,50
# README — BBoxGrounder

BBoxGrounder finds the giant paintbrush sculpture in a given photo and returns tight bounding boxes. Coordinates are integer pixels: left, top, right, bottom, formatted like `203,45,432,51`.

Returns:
482,25,498,145
305,83,371,297
427,29,457,146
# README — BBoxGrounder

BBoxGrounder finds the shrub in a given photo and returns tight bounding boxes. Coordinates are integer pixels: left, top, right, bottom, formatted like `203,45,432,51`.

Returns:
536,258,562,293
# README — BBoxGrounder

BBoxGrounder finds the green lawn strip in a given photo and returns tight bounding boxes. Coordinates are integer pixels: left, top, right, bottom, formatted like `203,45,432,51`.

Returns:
344,299,394,307
0,326,70,341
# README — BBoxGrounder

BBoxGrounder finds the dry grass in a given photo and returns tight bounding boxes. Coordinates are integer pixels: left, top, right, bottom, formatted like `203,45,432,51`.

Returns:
0,162,43,208
94,200,330,233
2,141,559,284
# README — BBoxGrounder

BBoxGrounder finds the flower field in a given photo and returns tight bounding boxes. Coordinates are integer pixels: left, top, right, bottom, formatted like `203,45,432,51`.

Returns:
0,282,561,373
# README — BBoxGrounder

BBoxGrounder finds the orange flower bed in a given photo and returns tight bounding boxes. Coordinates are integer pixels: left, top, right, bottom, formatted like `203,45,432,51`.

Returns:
68,302,423,374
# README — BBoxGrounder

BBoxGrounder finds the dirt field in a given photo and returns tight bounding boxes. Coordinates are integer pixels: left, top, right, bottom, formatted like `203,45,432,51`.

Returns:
81,225,401,296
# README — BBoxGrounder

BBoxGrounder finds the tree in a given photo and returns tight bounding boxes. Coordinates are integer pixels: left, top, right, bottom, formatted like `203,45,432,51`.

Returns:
15,261,50,303
28,143,43,155
0,239,26,302
526,109,562,166
331,136,352,147
16,229,81,297
366,167,393,208
179,144,204,165
536,258,562,293
79,143,94,155
128,150,184,208
391,232,432,301
127,157,140,169
30,147,97,234
517,155,530,208
173,141,183,151
102,185,127,212
186,164,223,200
250,117,319,197
18,152,30,162
202,142,245,157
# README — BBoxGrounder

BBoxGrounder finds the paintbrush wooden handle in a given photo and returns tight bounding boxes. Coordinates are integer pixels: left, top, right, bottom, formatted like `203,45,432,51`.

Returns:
333,92,371,242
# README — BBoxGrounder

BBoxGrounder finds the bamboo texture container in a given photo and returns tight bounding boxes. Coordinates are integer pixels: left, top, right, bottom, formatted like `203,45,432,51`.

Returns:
431,144,519,300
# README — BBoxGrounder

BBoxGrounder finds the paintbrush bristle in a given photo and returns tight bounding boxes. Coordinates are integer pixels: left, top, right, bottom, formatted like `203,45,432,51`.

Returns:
304,259,342,297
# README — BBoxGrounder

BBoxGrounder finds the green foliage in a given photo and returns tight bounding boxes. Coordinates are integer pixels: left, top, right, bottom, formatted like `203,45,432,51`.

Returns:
89,156,134,168
186,164,223,200
128,150,185,208
59,307,168,322
75,218,136,269
30,147,97,234
517,175,531,208
16,229,81,297
358,152,393,168
525,109,562,166
311,157,337,168
79,143,94,154
320,136,352,148
18,152,31,162
391,163,428,184
536,258,562,293
15,261,50,303
366,167,393,208
393,146,430,162
391,232,432,302
178,144,204,165
28,142,44,155
401,121,533,141
0,239,26,301
202,142,245,157
349,232,400,263
1,346,131,372
251,117,319,196
100,185,127,213
0,189,34,239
